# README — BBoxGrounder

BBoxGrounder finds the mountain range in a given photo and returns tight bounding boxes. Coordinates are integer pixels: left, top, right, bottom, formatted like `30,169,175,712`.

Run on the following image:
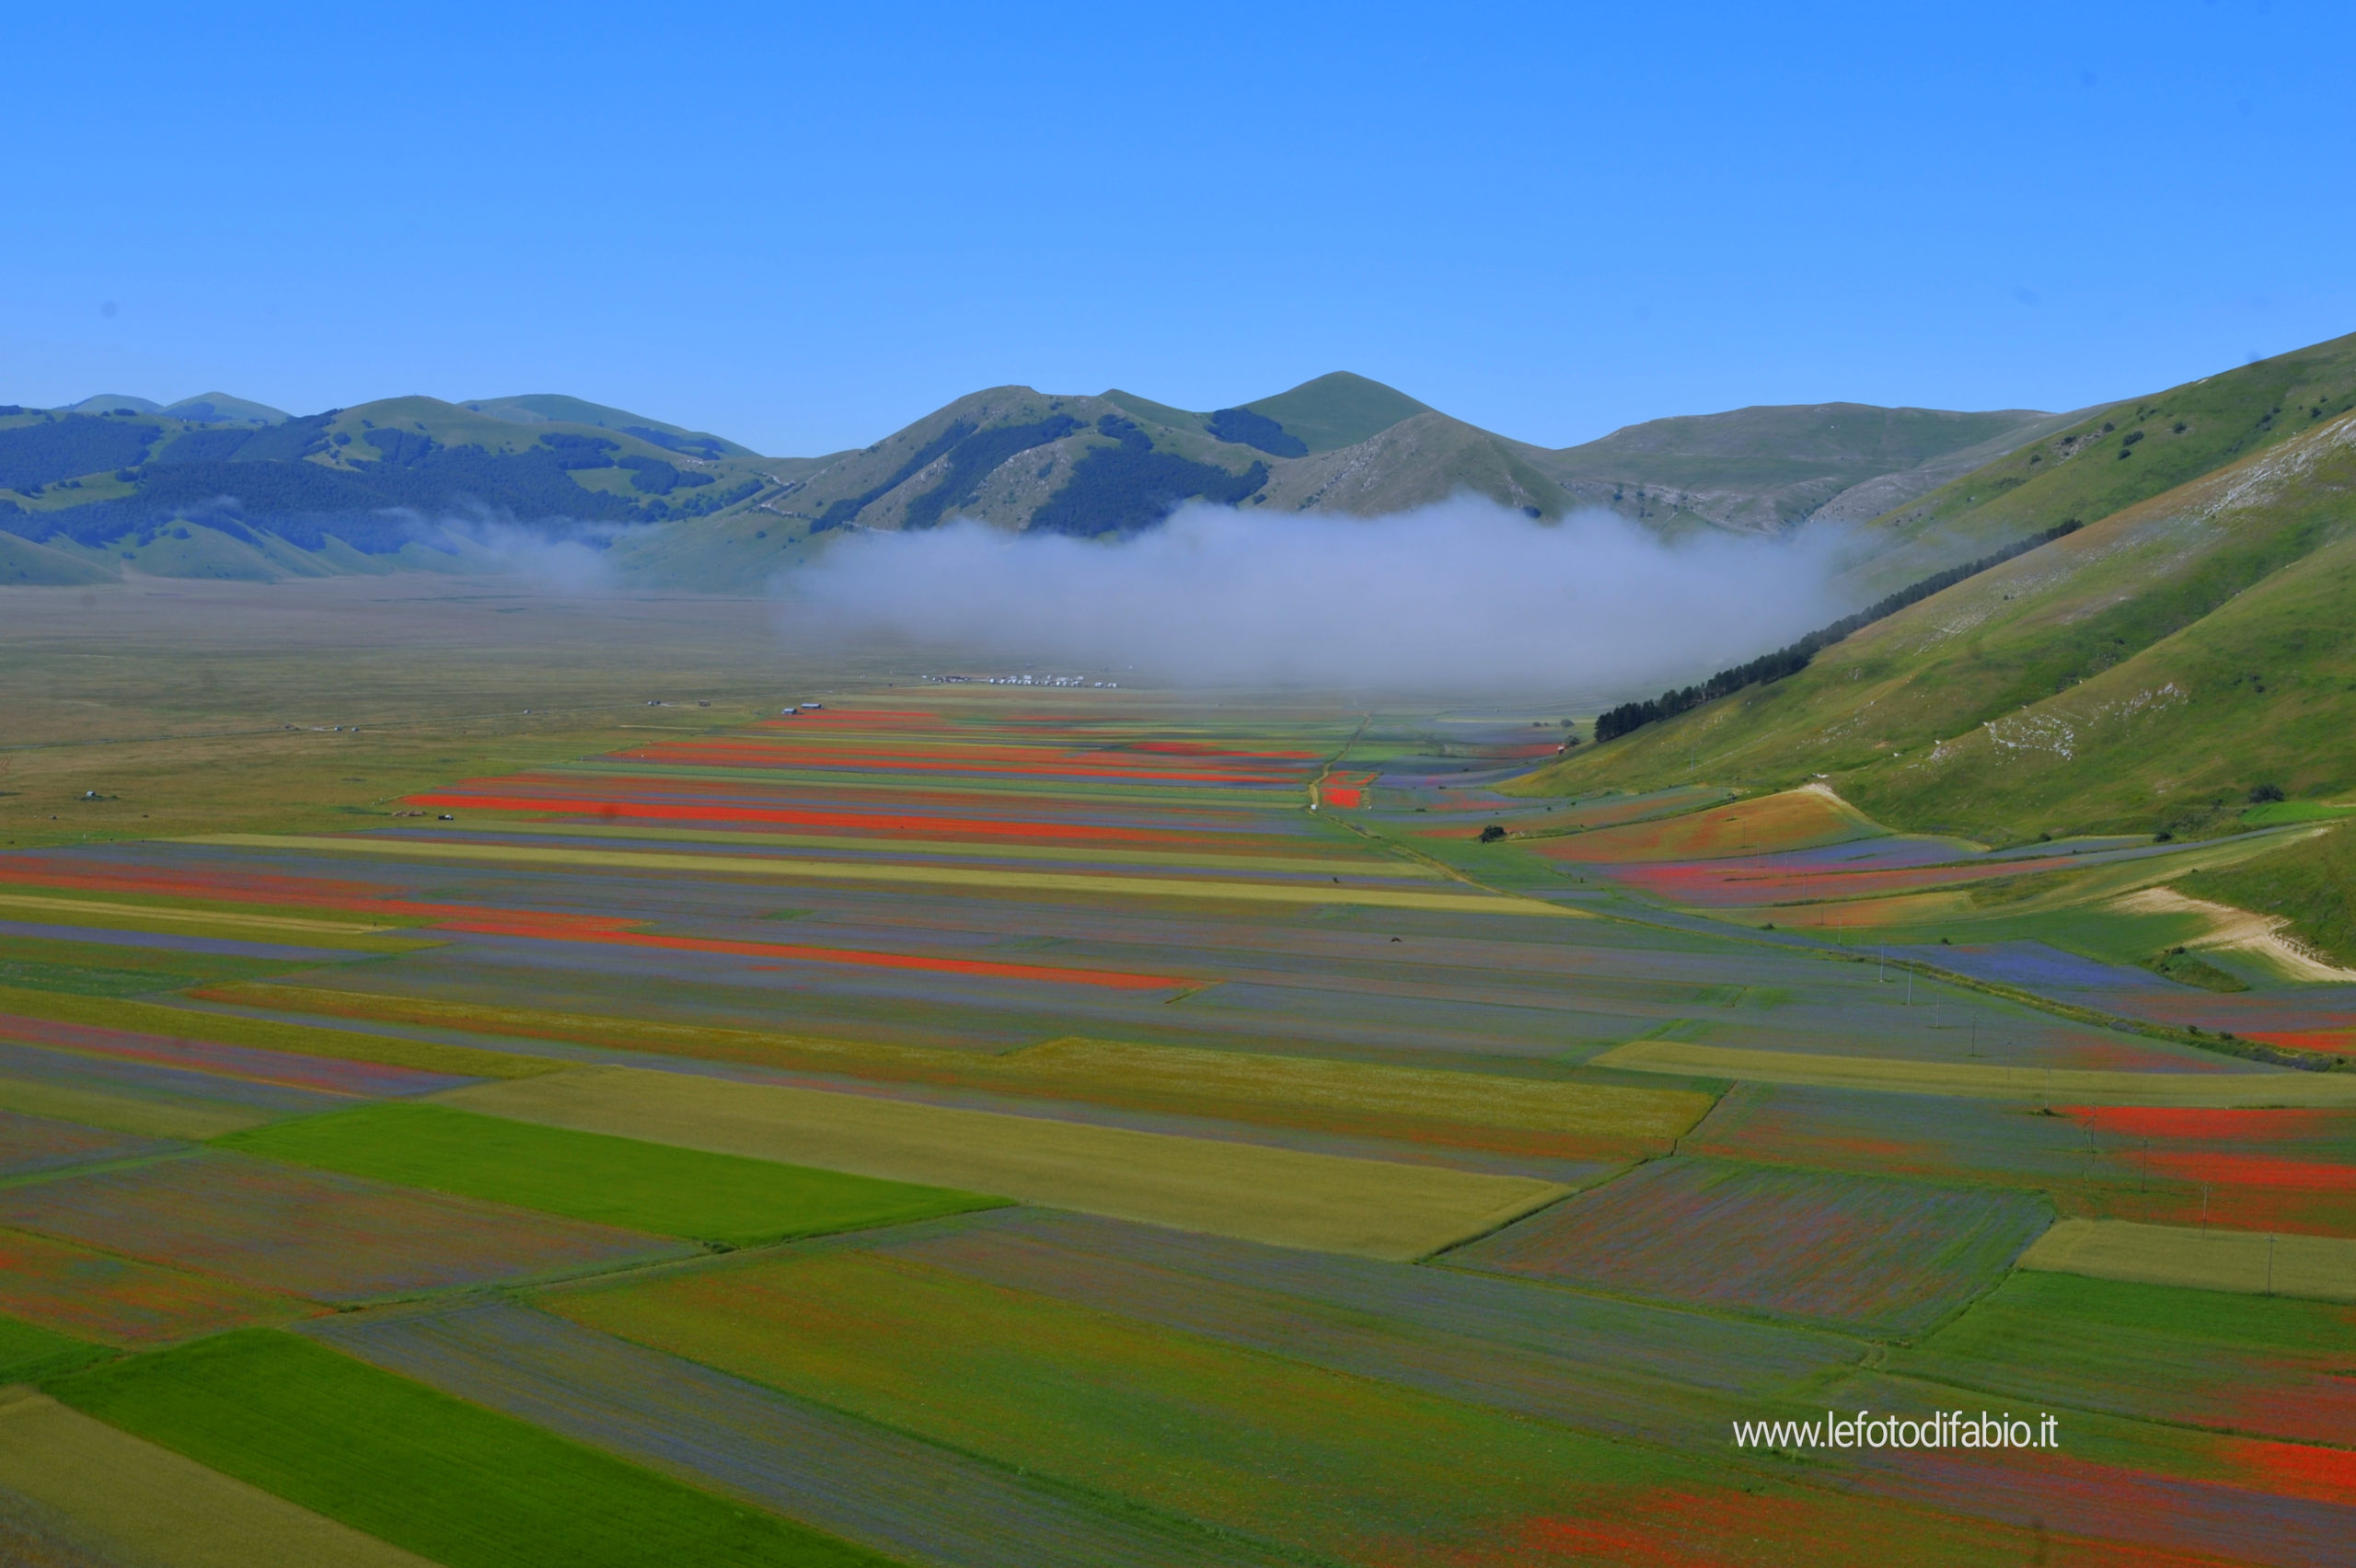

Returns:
2,372,2077,589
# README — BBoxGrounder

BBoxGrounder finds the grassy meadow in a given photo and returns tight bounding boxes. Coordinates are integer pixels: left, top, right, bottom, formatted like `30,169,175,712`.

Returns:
49,1331,893,1567
218,1104,1002,1248
0,1386,439,1568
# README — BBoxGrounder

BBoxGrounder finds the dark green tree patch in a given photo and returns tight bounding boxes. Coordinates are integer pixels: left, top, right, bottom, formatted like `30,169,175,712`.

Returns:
0,415,160,490
1207,407,1309,457
540,432,618,469
619,455,714,494
1030,416,1268,537
364,427,439,467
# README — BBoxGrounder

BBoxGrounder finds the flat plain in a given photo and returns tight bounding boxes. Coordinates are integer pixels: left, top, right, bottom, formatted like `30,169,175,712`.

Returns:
218,1104,1002,1247
1,578,2350,1566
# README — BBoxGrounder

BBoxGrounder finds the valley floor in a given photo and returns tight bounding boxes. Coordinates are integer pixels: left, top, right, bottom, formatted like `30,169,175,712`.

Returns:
0,582,2350,1568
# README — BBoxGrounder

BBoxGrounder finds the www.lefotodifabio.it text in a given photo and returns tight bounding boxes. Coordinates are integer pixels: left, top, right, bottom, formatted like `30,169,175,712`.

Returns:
1731,1412,2059,1449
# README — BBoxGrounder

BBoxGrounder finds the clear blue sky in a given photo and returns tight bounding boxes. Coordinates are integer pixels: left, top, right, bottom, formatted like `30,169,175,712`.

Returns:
8,2,2350,456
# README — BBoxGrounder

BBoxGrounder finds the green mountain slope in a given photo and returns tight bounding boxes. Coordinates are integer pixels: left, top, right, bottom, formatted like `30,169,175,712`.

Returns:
1836,329,2356,591
459,395,758,457
1238,373,1434,454
1557,403,2046,489
615,386,1278,588
778,388,1266,535
1255,412,1575,517
1517,404,2356,844
1538,403,2070,535
1100,390,1207,433
0,530,115,584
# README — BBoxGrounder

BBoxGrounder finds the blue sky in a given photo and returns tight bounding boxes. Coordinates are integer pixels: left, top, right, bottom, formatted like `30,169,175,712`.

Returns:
8,2,2350,455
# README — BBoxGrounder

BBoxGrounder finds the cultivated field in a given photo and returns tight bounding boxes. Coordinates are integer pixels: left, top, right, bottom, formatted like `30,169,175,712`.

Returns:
436,1066,1566,1260
1,580,2350,1565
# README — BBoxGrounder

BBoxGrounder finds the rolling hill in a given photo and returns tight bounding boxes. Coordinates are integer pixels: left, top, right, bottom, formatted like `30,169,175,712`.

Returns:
456,395,758,458
0,395,794,583
59,392,291,423
1545,403,2088,535
1514,333,2356,847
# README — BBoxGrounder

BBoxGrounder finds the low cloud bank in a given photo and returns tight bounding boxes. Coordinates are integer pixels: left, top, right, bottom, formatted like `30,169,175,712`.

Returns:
387,510,643,594
785,498,1854,697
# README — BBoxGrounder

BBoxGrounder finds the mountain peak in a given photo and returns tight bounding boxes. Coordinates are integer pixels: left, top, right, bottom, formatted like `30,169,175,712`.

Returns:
162,392,290,425
59,394,162,415
1239,373,1433,454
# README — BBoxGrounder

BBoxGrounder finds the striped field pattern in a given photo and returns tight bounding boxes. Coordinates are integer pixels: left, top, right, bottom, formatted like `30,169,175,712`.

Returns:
0,689,2345,1565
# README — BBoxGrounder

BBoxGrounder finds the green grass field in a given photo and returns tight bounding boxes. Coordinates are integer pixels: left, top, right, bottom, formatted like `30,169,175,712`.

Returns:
553,1249,1665,1564
46,1330,897,1568
0,1388,438,1568
440,1066,1569,1261
217,1103,1003,1248
0,1313,105,1381
2018,1218,2356,1301
1892,1270,2356,1444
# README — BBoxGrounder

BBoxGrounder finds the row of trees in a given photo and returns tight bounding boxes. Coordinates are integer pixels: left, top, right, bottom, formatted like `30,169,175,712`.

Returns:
1593,520,2084,744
